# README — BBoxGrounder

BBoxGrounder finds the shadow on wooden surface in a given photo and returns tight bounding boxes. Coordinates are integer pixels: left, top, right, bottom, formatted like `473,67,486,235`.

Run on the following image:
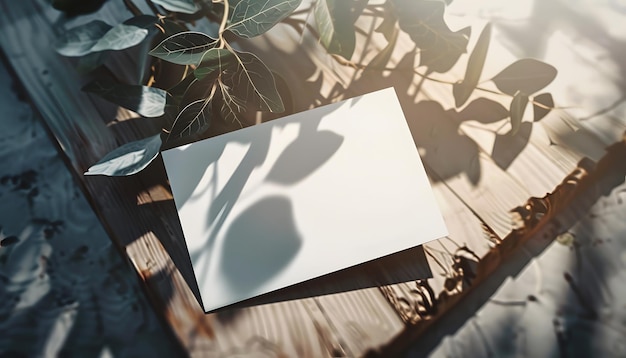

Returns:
389,134,626,357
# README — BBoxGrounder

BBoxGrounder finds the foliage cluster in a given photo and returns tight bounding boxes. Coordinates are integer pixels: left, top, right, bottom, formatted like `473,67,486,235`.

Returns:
51,0,557,176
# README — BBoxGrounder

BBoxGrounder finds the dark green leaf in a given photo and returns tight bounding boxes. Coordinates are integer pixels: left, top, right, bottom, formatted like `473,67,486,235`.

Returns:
123,15,159,29
168,99,211,138
453,23,491,107
193,49,237,79
227,0,302,38
491,59,557,95
161,19,188,35
152,0,200,14
84,134,162,176
533,93,554,121
222,51,284,113
90,24,148,52
0,235,19,247
315,0,356,60
51,0,108,16
168,74,198,104
149,31,218,66
218,83,248,126
54,20,112,57
119,17,160,84
509,91,529,135
392,0,470,73
83,80,168,117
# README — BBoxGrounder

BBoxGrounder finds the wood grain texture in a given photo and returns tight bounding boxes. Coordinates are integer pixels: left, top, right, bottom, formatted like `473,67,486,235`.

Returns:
0,1,432,355
2,0,617,356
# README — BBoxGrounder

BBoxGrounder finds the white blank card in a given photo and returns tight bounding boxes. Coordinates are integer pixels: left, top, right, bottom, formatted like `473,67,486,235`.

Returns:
162,87,448,312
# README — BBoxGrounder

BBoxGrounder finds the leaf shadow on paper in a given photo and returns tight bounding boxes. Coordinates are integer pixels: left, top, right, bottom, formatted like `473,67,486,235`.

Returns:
142,49,437,318
175,99,347,311
219,195,302,296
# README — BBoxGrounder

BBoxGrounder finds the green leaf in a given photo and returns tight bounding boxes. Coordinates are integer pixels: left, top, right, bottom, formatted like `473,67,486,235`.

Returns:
491,59,557,96
90,24,148,52
315,0,356,60
152,0,200,14
193,49,237,80
149,31,218,66
54,20,112,57
118,16,160,83
85,134,162,176
161,19,188,35
123,15,159,29
392,0,470,73
509,91,529,135
227,0,302,38
168,99,211,139
218,81,248,125
453,23,491,107
168,74,198,104
83,80,168,117
533,93,553,122
222,51,284,113
51,0,108,16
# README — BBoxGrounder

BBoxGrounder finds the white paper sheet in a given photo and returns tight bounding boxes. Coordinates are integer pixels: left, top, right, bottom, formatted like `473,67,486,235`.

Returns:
162,87,448,312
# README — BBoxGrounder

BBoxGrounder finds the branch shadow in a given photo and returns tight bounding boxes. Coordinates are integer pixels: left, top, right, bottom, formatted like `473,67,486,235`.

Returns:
493,0,626,147
406,137,626,356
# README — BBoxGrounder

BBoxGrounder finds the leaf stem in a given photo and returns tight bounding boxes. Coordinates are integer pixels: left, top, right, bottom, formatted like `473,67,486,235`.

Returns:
218,0,230,48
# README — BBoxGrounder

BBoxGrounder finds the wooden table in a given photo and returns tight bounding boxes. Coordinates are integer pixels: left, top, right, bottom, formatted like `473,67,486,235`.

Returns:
1,0,624,356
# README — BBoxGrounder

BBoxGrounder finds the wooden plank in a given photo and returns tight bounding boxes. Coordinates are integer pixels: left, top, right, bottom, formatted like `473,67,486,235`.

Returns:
372,132,626,357
244,6,614,238
314,288,406,356
244,18,572,238
377,179,493,325
3,1,617,356
0,2,432,355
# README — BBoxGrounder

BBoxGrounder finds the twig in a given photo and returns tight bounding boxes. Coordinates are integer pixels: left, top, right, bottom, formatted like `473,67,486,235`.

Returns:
289,7,313,17
282,18,320,39
123,0,142,16
218,0,230,49
145,0,161,16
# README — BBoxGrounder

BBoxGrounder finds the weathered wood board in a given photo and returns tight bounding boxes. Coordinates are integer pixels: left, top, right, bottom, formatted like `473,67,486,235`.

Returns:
1,0,620,356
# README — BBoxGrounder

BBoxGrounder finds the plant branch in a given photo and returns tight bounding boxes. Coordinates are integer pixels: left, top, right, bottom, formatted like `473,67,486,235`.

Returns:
123,0,142,16
332,55,561,112
145,0,161,16
330,54,457,85
282,18,320,39
289,7,313,17
218,0,230,48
